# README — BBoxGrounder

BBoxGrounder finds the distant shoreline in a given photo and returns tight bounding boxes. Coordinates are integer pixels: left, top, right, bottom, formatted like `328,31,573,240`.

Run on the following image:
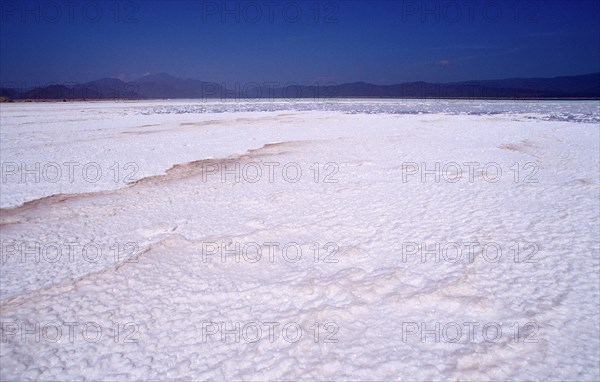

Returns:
2,97,600,103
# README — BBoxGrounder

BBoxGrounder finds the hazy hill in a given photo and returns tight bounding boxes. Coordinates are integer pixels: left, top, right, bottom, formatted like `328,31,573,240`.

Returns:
2,73,598,100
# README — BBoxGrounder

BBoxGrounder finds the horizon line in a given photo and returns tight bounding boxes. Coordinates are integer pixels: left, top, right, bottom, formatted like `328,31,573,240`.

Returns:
2,71,599,88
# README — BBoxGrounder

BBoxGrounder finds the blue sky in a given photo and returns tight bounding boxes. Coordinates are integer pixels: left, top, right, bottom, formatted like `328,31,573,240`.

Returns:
1,0,599,85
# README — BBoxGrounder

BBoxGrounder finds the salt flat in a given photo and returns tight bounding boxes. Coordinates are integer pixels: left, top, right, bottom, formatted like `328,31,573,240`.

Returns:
1,100,599,381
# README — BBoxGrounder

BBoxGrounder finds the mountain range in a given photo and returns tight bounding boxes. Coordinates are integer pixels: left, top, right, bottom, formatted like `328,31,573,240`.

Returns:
2,72,599,101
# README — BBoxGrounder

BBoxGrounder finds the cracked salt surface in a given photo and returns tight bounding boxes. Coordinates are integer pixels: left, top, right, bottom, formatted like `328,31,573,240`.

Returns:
0,100,599,380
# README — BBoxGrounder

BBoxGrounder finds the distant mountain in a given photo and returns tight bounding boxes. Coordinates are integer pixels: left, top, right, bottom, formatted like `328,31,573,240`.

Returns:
2,73,599,101
131,72,225,98
449,73,600,98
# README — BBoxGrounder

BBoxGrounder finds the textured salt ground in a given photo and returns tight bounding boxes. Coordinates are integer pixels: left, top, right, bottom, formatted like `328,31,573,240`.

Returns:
2,100,599,209
1,109,599,380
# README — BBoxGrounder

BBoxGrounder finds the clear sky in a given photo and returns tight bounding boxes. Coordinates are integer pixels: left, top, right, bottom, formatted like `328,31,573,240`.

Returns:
1,0,599,85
